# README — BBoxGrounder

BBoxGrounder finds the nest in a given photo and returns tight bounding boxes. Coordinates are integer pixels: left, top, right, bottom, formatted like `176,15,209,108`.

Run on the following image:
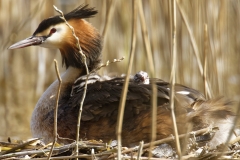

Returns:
1,127,240,160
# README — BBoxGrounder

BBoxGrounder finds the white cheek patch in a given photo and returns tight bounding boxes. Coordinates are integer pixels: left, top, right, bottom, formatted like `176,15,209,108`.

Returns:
38,23,68,49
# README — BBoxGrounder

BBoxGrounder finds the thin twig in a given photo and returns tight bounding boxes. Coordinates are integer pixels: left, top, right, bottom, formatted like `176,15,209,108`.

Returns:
91,57,124,73
116,0,138,159
53,6,90,158
31,143,55,158
116,155,169,160
47,60,62,160
170,0,181,158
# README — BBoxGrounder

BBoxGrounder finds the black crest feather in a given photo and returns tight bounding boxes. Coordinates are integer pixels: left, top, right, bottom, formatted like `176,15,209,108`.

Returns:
33,4,97,35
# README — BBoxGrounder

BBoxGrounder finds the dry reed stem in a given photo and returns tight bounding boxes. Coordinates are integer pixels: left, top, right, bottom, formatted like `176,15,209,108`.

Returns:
138,0,155,76
53,6,89,159
47,60,62,160
91,148,96,160
138,1,157,156
176,0,212,98
148,84,157,159
137,141,144,160
138,1,157,157
229,135,240,145
116,0,138,159
169,0,181,158
204,24,208,99
101,0,118,38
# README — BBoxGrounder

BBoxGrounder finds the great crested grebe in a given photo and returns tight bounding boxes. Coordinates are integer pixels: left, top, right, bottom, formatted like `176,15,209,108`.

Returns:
9,5,235,148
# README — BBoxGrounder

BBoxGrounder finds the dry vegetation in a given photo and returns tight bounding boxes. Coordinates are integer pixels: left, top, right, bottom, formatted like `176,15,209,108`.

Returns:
0,0,240,159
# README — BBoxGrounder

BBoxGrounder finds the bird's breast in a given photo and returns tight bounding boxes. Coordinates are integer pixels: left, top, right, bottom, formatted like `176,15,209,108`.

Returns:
31,80,58,141
30,79,72,142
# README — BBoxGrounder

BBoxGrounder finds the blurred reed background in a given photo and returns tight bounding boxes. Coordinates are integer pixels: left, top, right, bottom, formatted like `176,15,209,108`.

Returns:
0,0,239,141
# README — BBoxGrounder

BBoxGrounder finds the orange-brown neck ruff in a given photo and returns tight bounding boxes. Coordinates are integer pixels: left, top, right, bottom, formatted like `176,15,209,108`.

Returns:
59,19,102,71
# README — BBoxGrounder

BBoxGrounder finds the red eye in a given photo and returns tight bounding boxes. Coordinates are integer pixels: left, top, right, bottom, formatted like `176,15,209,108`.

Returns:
50,28,56,35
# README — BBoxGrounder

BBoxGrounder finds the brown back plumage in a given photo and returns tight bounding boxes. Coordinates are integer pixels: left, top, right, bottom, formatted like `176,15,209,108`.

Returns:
50,75,235,147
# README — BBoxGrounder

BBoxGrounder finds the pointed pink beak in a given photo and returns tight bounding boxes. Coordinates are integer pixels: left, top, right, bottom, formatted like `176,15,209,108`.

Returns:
8,36,44,49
